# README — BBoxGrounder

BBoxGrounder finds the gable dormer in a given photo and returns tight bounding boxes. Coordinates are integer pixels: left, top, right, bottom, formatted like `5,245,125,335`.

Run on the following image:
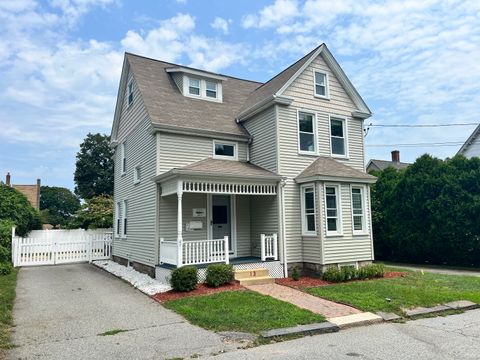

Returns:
165,67,225,103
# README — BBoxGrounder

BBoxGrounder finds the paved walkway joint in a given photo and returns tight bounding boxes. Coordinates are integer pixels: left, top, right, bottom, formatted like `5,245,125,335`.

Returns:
328,312,383,328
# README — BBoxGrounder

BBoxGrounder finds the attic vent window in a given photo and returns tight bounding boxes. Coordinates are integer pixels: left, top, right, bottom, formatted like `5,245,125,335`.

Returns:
128,81,134,105
188,78,200,95
314,71,329,98
206,81,217,98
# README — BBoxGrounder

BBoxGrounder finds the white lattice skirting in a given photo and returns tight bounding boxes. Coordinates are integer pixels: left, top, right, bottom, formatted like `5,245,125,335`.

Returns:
156,261,284,284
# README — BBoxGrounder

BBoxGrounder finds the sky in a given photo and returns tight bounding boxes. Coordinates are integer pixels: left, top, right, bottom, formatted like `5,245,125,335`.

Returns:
0,0,479,190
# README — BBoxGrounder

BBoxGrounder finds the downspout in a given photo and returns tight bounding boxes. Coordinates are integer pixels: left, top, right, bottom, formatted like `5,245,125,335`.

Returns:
281,178,288,277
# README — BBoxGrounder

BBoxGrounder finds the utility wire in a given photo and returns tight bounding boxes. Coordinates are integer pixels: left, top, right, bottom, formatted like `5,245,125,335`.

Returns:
367,122,479,128
366,141,464,147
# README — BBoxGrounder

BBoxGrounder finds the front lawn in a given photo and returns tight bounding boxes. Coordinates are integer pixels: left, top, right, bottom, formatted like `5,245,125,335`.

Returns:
0,269,18,348
306,272,480,315
163,290,325,334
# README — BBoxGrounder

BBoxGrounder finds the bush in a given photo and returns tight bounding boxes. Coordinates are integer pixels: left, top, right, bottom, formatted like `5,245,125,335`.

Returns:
323,264,385,283
205,264,234,287
170,266,198,292
0,262,13,276
0,246,10,264
291,267,301,281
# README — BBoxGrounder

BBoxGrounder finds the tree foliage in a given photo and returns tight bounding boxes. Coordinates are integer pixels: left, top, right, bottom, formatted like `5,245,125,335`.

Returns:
74,133,114,200
372,154,480,267
40,186,80,227
67,195,113,229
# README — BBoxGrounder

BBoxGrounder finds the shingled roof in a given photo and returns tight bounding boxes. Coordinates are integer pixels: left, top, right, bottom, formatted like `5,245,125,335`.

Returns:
296,157,376,183
367,159,411,172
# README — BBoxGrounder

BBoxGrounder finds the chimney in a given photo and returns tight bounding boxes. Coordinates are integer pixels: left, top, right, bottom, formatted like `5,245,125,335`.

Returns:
6,172,11,186
391,150,400,163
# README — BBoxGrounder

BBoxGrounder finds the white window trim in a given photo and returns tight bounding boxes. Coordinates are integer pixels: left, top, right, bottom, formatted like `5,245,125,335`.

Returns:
183,75,223,102
212,140,238,160
121,142,126,175
350,184,368,235
300,184,317,236
205,80,218,99
115,202,121,237
329,115,349,158
133,164,141,184
313,70,330,99
187,77,201,97
324,183,343,237
297,109,318,156
127,80,134,107
121,199,128,238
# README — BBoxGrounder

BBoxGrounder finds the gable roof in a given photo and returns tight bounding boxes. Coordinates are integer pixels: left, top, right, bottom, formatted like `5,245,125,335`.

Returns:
457,124,480,156
236,44,372,121
296,156,376,183
366,159,411,172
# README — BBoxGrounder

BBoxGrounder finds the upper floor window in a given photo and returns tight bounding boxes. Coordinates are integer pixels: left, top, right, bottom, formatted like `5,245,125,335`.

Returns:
314,71,329,98
301,185,316,235
122,200,128,237
325,185,342,236
121,142,126,174
330,117,347,157
351,187,366,234
206,81,217,98
115,202,121,236
133,164,141,184
188,78,200,95
298,111,317,154
213,140,237,160
128,81,134,106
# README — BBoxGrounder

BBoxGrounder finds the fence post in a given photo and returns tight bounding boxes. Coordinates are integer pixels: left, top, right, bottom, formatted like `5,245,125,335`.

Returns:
11,227,16,267
177,240,183,267
273,233,278,261
88,236,93,263
224,236,229,264
260,234,266,261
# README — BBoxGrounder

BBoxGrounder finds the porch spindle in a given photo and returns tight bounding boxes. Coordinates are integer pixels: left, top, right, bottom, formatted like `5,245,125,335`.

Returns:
261,234,266,261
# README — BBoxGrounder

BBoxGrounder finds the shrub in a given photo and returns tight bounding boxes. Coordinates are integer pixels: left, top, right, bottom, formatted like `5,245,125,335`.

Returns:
322,266,344,282
323,264,385,283
205,264,234,287
0,245,10,264
0,262,13,276
170,266,198,292
340,265,356,281
291,267,301,281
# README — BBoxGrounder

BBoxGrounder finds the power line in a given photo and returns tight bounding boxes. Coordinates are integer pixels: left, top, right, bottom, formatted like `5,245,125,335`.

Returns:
367,122,479,128
366,141,464,148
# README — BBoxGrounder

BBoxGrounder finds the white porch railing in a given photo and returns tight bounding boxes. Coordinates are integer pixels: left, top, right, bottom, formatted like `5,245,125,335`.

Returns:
261,233,278,261
160,236,229,267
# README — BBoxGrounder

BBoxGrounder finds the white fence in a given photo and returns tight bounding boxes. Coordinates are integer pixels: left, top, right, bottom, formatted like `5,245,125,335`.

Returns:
12,228,113,267
261,233,278,261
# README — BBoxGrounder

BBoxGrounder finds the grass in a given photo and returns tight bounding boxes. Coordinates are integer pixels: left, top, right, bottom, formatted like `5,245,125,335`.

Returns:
306,272,480,315
0,269,18,349
97,328,128,336
163,290,325,334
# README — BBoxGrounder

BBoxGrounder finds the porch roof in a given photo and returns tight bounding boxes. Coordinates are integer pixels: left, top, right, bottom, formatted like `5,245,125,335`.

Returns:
154,158,283,183
295,156,377,184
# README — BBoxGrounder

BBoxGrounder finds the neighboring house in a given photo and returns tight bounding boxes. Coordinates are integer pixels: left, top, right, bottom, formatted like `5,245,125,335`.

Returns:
110,43,376,280
366,150,411,173
4,173,41,210
457,124,480,158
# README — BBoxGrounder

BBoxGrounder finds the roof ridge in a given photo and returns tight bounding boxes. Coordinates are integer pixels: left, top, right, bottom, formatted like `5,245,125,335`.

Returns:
125,52,263,85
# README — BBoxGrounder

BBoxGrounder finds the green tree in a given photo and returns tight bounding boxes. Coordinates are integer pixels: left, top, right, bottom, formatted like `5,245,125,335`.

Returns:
67,195,113,229
74,133,114,200
40,186,80,227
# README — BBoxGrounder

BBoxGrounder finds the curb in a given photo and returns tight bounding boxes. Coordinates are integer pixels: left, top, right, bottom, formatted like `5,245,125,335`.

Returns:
260,322,339,338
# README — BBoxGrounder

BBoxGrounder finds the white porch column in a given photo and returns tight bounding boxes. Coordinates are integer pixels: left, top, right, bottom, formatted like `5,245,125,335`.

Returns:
177,181,183,266
224,236,229,264
260,234,266,261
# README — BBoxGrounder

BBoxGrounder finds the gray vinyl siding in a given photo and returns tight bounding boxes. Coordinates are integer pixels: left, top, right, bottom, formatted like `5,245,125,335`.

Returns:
236,195,251,257
320,183,373,264
113,117,157,266
243,107,278,172
171,73,184,94
463,135,480,158
250,196,278,258
117,69,149,142
157,132,248,174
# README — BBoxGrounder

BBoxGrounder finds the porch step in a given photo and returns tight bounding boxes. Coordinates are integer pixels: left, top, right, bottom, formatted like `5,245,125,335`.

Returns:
234,268,274,286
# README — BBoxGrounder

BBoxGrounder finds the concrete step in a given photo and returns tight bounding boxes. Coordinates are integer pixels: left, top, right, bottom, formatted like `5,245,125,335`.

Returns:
239,276,275,286
234,268,270,280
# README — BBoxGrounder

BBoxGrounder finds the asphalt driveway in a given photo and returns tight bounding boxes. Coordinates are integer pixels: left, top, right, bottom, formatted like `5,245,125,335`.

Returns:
8,264,236,360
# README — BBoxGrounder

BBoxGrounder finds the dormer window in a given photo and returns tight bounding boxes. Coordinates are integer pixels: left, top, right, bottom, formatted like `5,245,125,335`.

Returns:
188,78,200,96
314,71,329,98
206,81,217,98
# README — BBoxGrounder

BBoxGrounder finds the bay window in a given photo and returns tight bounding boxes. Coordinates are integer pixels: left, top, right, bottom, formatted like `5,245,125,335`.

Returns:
325,185,341,236
351,187,366,233
301,185,316,235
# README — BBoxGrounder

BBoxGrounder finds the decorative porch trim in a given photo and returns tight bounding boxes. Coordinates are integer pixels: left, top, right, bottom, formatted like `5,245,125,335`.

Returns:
161,178,278,196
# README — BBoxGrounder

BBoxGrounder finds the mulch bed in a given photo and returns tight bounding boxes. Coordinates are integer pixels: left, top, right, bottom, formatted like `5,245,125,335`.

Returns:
152,282,244,302
276,271,408,289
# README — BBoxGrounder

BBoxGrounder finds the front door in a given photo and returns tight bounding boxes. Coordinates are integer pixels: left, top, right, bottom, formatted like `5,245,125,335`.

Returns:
212,195,232,252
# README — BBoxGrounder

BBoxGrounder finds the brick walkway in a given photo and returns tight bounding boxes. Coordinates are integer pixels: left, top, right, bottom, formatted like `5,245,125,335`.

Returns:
245,283,361,319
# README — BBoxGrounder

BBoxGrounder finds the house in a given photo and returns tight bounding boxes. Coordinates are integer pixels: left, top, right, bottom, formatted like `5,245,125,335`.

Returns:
4,173,41,210
366,150,411,173
457,124,480,158
110,43,376,281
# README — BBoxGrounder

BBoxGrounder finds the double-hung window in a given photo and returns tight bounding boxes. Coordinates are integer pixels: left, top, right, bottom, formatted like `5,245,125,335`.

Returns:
351,187,366,234
133,164,141,184
298,111,316,154
122,200,128,237
314,71,328,98
213,140,237,160
330,117,347,156
325,185,341,236
188,77,200,95
128,81,134,106
301,185,316,235
115,202,121,236
206,81,217,98
121,142,126,174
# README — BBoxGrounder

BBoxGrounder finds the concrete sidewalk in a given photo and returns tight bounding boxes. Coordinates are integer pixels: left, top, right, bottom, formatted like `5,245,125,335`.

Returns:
8,264,237,360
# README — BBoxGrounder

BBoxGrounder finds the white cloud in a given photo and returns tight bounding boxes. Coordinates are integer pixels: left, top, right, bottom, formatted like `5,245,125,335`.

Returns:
211,17,231,35
242,0,298,29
